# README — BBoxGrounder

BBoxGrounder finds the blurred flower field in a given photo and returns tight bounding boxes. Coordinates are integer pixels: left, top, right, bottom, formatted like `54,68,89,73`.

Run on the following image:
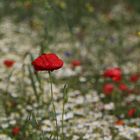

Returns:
0,0,140,140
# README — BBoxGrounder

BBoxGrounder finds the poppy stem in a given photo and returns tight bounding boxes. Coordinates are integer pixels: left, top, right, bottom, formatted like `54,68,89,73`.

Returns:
61,83,68,140
62,101,65,140
48,71,59,140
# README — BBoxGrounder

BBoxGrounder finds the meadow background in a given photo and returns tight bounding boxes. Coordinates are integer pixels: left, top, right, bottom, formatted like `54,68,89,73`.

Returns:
0,0,140,140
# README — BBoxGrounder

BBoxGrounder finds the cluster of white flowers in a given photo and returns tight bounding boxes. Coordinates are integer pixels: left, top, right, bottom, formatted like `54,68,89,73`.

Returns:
0,134,11,140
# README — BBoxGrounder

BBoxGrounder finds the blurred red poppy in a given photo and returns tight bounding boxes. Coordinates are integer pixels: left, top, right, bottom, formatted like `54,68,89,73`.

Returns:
103,83,114,95
3,59,15,68
71,60,81,67
12,127,20,136
128,108,136,117
103,67,122,82
130,74,139,82
119,83,128,91
32,53,63,71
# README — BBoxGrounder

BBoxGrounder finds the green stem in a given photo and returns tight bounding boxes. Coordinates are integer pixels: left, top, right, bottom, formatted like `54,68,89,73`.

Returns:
28,65,39,102
3,70,13,116
48,71,58,140
61,83,68,140
62,99,65,140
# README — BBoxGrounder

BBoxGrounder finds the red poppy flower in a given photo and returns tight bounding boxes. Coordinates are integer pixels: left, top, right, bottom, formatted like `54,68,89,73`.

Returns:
128,108,136,117
71,60,81,68
12,127,20,136
32,53,63,71
119,83,128,91
130,74,139,82
103,67,122,82
3,59,15,68
103,83,114,95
